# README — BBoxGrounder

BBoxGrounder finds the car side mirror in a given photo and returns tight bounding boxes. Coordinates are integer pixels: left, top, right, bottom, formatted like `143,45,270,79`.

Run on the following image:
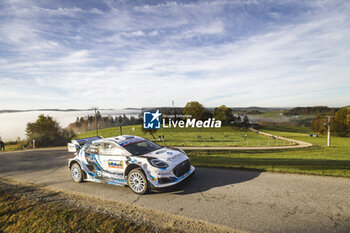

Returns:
122,151,130,156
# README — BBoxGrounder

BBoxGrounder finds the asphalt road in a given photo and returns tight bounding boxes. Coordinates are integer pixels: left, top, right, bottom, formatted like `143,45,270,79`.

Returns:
1,149,349,233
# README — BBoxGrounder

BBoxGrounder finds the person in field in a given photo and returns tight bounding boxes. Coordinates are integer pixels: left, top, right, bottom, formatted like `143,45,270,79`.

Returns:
0,139,5,151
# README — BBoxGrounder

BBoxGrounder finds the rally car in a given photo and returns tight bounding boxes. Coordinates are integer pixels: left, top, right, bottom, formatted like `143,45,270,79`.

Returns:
67,135,195,194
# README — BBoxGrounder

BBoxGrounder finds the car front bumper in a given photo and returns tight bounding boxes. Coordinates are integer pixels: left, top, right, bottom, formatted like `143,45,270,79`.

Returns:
149,165,195,188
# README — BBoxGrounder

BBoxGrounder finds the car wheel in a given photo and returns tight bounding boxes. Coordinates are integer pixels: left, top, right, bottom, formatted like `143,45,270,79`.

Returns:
128,168,148,194
71,163,83,183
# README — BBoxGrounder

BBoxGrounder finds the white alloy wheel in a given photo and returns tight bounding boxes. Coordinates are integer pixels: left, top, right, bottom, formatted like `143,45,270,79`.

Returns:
71,163,83,183
128,168,148,194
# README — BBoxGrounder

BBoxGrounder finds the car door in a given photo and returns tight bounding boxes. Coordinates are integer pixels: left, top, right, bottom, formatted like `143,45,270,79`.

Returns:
99,142,127,180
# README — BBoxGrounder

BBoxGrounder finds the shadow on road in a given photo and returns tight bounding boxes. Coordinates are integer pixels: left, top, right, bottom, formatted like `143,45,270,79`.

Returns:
154,167,261,195
0,150,69,174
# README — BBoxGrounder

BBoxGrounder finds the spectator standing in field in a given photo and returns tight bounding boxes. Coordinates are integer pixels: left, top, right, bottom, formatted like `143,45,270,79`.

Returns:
0,139,4,151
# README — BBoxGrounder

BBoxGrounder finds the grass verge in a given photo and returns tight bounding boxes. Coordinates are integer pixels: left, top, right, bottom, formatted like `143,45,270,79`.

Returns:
187,126,350,178
0,180,237,233
0,184,169,233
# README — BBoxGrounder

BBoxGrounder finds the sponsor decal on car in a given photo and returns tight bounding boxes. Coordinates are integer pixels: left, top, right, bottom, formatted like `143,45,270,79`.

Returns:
156,149,167,154
157,172,171,176
98,170,124,180
119,138,145,147
108,160,123,169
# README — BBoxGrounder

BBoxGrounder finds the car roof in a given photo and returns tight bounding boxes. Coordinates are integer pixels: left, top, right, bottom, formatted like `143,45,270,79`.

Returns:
93,135,146,147
72,136,103,146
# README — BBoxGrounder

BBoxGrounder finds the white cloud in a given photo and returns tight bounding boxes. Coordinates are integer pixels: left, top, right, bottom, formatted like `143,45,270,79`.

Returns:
129,30,145,37
36,7,84,16
149,30,158,36
90,8,103,14
180,21,225,38
268,12,280,19
0,0,349,109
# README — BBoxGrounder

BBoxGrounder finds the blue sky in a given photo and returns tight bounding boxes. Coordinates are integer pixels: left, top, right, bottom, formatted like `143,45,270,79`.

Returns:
0,0,349,109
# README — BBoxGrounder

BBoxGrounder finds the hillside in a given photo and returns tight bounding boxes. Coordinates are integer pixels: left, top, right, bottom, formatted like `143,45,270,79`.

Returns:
283,106,338,116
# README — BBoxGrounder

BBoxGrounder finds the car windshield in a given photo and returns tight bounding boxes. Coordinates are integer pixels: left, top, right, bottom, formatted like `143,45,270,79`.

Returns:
123,140,162,156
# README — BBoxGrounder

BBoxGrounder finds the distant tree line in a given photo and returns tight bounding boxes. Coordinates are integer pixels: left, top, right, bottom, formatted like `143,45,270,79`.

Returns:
234,110,262,115
284,106,338,116
182,101,250,126
68,112,141,134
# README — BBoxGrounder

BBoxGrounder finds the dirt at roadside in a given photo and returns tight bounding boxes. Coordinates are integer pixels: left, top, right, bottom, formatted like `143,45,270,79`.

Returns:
0,178,240,233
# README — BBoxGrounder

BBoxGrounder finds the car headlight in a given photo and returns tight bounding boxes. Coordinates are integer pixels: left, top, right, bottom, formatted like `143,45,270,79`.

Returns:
147,158,168,168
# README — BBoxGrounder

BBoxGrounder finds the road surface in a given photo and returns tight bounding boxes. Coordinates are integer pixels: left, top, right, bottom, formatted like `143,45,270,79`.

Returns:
0,149,349,233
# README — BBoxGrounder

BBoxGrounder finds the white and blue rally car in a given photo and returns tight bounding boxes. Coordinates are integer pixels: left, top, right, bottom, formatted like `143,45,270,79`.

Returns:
67,135,195,194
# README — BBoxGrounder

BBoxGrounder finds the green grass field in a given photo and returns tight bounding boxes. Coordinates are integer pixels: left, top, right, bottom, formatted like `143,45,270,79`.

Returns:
76,125,295,147
188,125,350,177
1,143,26,152
246,111,315,124
0,144,65,152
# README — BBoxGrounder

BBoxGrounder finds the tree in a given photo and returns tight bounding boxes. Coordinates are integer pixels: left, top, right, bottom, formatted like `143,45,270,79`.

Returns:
183,101,205,120
243,115,249,123
311,117,327,135
26,114,74,147
311,107,350,137
332,108,350,137
141,127,158,140
213,105,233,122
203,109,213,120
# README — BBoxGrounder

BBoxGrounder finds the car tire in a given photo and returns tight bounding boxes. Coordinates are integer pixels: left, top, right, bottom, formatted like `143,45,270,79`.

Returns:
128,168,148,195
71,163,83,183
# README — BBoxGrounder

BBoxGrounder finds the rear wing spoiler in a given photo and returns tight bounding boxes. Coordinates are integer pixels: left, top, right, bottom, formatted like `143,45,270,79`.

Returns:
67,136,103,152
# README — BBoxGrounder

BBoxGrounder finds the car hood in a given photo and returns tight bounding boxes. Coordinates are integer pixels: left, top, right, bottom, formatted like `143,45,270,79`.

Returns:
144,147,187,163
